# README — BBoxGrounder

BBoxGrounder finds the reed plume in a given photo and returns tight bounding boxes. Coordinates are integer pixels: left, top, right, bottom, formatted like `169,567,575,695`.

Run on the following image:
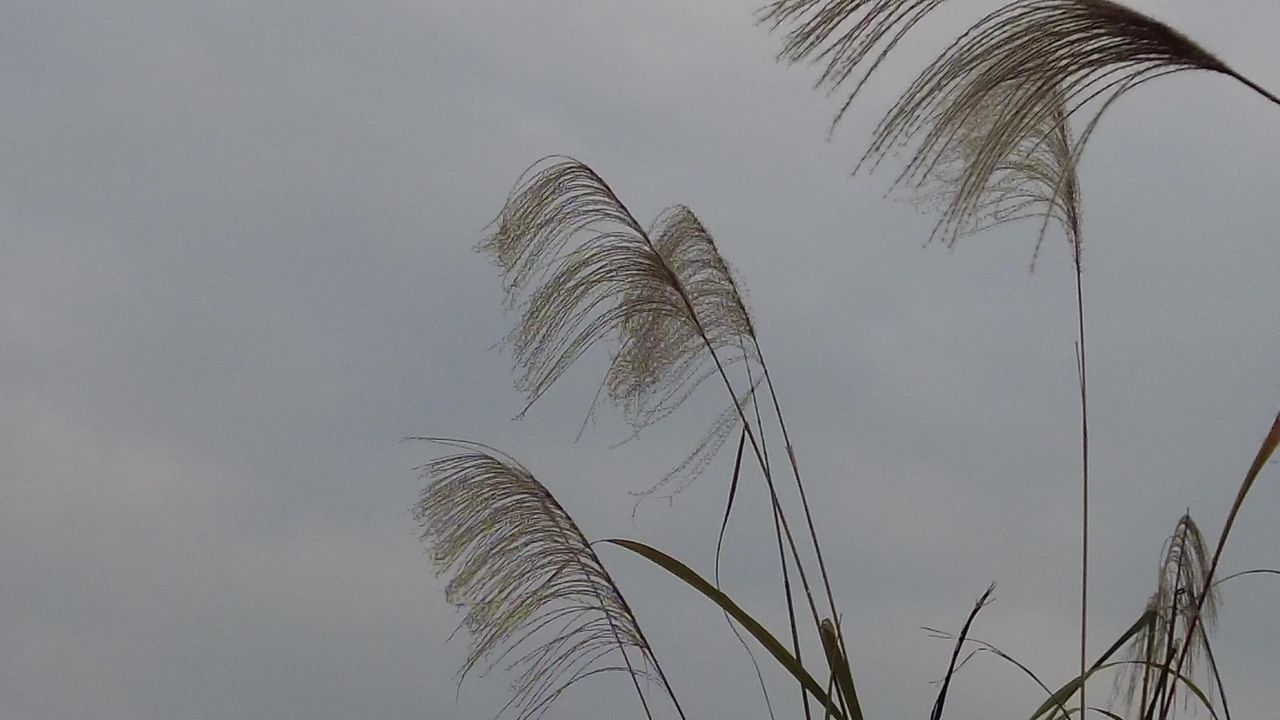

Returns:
632,386,757,506
415,442,683,720
1120,513,1219,719
911,82,1082,256
482,157,834,716
612,205,758,430
763,0,950,125
868,0,1280,196
480,157,758,434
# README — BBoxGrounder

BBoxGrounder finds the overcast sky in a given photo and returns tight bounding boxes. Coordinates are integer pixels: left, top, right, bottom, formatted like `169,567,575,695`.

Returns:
4,1,1280,719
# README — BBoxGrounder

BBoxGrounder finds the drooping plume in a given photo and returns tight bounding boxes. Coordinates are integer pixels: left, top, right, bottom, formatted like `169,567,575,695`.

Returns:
868,0,1279,200
416,444,676,720
631,384,758,506
480,157,758,433
910,82,1082,262
763,0,951,125
1119,513,1219,717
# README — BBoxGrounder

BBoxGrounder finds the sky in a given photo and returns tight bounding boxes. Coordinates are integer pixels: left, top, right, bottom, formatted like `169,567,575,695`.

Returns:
3,1,1279,719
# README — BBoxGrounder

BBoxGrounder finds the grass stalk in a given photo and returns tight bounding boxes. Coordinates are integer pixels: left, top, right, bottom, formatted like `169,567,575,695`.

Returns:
745,351,813,720
755,340,850,660
1073,241,1089,720
633,218,829,649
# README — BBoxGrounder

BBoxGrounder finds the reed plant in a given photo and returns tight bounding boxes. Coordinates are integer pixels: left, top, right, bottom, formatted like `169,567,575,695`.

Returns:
418,2,1280,719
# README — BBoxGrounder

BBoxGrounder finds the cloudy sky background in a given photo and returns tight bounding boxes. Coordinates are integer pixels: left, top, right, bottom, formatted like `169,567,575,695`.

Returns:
4,1,1279,718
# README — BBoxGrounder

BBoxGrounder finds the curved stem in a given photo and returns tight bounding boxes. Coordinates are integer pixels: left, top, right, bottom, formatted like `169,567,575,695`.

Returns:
591,184,817,718
701,329,825,634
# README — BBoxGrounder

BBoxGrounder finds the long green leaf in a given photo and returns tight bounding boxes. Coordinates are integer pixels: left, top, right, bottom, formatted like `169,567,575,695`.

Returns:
820,619,863,720
1027,610,1156,720
603,538,844,719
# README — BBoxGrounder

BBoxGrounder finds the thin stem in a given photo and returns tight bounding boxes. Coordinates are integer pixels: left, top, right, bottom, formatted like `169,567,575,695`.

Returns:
582,184,821,718
702,330,825,635
1223,69,1280,109
754,337,849,657
1199,621,1231,720
581,552,659,720
747,349,812,720
623,212,827,648
1073,247,1089,720
714,425,780,720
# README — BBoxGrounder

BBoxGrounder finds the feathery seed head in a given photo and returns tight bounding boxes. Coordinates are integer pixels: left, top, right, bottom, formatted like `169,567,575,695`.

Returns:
1118,512,1219,715
911,81,1084,262
417,445,666,720
480,157,759,433
869,0,1252,201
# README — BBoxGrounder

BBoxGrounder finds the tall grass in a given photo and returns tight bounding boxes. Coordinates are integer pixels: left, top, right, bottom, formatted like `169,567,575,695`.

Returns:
418,2,1280,719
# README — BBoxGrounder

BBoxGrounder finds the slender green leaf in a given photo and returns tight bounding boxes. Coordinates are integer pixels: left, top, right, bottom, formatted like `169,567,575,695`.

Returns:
1028,610,1156,720
820,619,863,720
603,538,844,719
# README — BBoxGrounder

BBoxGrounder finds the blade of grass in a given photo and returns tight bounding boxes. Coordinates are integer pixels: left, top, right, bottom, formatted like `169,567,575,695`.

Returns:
1211,568,1280,590
714,426,748,581
603,538,845,719
822,663,838,720
923,630,1072,720
1027,609,1156,720
714,425,778,720
931,583,996,720
820,619,862,720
